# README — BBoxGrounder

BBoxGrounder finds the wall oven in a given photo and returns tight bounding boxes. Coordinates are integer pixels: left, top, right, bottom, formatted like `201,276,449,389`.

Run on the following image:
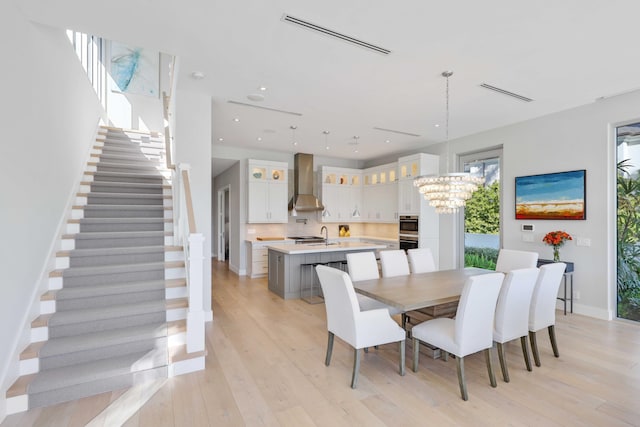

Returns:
399,215,419,250
399,234,419,251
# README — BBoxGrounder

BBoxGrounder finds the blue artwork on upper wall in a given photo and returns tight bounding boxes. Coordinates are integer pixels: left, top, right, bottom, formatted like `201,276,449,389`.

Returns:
515,169,586,220
110,41,159,97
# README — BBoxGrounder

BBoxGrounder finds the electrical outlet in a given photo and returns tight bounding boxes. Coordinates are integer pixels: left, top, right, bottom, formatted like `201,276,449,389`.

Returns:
522,233,534,242
247,228,256,235
576,237,591,247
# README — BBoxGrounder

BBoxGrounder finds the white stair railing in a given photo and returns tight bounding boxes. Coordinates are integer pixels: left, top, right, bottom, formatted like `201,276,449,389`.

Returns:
163,55,205,355
175,164,205,353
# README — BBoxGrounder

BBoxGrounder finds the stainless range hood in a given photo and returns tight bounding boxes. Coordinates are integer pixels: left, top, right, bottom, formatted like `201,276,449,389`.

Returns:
288,153,324,212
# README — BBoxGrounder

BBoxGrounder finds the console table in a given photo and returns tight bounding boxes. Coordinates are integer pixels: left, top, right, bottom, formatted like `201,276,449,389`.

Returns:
537,259,574,315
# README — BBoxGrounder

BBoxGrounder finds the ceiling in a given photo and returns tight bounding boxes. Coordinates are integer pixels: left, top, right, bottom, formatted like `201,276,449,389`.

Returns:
17,0,640,165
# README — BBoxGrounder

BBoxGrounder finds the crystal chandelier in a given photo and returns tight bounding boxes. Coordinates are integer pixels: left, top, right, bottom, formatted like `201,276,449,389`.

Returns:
414,71,484,214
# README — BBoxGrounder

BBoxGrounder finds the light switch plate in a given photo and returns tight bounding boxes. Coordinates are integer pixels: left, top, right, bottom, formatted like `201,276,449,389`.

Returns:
522,233,534,242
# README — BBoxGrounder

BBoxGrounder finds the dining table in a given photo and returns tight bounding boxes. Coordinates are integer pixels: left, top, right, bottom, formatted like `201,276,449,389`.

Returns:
352,267,494,312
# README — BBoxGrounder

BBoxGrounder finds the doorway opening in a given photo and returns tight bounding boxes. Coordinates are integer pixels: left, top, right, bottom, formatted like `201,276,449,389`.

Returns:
217,186,230,262
616,121,640,321
459,149,502,269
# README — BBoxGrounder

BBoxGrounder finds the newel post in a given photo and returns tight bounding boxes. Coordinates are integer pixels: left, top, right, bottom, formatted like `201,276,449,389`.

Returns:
186,233,205,353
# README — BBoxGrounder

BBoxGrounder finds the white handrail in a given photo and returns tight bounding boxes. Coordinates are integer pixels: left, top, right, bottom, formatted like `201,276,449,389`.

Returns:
174,163,205,354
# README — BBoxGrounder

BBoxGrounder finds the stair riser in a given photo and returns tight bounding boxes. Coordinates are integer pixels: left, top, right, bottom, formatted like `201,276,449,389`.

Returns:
57,289,165,311
98,142,164,152
97,164,161,173
28,365,168,409
86,196,166,206
68,252,165,268
78,222,167,233
81,208,165,219
74,236,166,249
95,155,163,165
91,174,164,184
62,269,164,287
49,312,166,338
40,337,167,371
88,185,165,195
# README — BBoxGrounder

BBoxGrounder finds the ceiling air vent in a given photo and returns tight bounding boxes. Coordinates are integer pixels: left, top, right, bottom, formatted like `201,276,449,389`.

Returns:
373,127,420,137
227,100,303,116
282,14,391,55
479,83,533,102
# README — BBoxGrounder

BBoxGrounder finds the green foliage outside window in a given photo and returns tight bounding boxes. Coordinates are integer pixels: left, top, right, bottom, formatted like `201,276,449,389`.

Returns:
464,181,500,234
617,159,640,321
464,181,500,269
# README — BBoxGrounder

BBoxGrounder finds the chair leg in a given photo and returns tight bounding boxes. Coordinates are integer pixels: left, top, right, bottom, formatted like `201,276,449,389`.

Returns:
496,342,509,383
529,331,541,367
325,332,334,366
364,347,369,353
456,356,468,401
521,336,532,372
442,351,449,362
351,348,361,388
548,325,560,357
485,349,497,388
399,340,406,376
412,337,420,372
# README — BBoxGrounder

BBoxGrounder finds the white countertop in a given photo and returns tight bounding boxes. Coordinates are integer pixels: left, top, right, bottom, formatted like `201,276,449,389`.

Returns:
266,241,386,255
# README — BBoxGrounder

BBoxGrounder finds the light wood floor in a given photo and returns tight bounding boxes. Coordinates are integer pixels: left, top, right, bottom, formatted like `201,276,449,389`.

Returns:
3,260,640,426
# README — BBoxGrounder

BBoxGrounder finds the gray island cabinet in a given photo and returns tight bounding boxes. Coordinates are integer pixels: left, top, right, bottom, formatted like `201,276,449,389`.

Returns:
267,242,386,299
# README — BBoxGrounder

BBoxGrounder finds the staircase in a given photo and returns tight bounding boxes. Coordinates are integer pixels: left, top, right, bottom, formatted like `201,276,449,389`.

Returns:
6,126,191,411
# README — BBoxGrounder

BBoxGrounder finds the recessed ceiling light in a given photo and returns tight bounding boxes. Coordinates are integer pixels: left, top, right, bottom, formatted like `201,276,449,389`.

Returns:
434,124,440,128
259,86,267,91
257,137,262,142
385,139,391,143
233,118,240,122
191,71,205,80
218,137,224,142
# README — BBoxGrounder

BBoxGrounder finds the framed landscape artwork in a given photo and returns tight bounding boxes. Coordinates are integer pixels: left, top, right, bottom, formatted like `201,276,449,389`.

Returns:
515,170,586,220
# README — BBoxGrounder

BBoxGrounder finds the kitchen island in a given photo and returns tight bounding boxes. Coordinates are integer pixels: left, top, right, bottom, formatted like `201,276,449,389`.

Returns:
267,241,386,300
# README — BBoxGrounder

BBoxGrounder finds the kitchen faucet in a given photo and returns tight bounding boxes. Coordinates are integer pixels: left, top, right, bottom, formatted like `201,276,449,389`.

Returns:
320,226,328,246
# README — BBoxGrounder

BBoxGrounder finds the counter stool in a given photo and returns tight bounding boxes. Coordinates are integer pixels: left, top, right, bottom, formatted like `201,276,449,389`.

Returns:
301,262,327,304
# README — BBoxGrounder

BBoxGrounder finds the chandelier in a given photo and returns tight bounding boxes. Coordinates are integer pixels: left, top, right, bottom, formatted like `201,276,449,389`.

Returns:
414,71,484,214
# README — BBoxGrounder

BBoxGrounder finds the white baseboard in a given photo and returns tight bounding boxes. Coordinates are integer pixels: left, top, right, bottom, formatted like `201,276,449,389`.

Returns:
168,356,205,377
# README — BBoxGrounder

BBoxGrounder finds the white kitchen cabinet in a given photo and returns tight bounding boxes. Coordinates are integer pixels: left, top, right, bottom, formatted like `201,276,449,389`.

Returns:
247,159,288,223
397,153,439,215
320,167,362,223
362,162,398,223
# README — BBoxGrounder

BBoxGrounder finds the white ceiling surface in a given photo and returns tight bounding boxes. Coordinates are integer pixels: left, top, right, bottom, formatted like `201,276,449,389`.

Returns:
18,0,640,164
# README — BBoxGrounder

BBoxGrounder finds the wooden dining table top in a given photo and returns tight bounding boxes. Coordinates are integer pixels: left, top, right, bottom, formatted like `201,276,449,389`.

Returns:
352,268,494,312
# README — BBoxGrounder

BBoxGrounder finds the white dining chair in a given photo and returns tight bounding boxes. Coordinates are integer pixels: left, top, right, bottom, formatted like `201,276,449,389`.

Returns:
495,249,539,273
529,262,566,366
380,250,410,278
346,252,403,316
407,248,436,274
493,267,539,382
315,265,406,388
411,272,505,401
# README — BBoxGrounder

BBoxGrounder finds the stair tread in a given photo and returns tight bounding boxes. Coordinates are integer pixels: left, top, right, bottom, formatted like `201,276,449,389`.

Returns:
57,245,181,258
54,279,170,300
69,218,170,224
85,170,167,178
75,204,171,210
36,323,168,359
27,349,167,394
79,192,171,199
52,260,183,278
47,300,166,326
82,181,170,189
63,230,172,240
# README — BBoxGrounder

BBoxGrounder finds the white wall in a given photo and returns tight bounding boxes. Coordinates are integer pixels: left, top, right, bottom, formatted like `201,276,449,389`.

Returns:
174,90,213,318
427,92,640,320
0,4,103,419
